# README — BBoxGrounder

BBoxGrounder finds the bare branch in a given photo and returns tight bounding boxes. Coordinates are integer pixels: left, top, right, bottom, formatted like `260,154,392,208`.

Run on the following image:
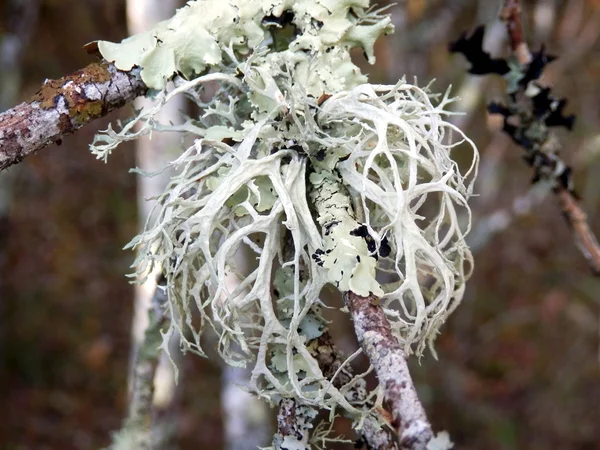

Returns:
500,0,531,64
556,189,600,274
0,61,147,171
344,291,433,450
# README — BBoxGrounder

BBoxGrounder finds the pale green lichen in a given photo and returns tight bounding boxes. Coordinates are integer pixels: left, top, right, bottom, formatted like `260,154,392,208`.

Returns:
97,0,392,91
309,170,383,297
91,0,477,446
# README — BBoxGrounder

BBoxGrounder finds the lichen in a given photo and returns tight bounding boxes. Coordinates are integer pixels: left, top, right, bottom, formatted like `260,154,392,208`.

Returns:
90,0,477,445
96,0,392,91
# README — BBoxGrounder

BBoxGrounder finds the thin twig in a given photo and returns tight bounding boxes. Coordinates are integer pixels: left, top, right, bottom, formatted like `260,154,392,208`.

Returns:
343,291,433,450
500,0,531,64
111,278,167,450
500,0,600,275
556,189,600,274
309,174,439,450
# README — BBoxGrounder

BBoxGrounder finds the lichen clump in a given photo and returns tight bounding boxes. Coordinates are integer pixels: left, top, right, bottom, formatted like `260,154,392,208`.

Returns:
92,0,478,434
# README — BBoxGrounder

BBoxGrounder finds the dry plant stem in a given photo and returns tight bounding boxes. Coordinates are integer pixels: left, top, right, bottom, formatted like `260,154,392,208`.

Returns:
120,280,167,449
556,188,600,274
344,291,433,450
0,61,146,171
500,0,600,275
500,0,531,65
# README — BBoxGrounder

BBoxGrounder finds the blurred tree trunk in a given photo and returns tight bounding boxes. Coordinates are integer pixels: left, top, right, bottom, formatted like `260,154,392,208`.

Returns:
127,2,272,448
126,0,184,446
125,3,272,448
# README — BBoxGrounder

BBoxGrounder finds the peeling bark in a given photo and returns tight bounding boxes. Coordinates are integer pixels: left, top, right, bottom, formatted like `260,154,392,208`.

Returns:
0,61,147,171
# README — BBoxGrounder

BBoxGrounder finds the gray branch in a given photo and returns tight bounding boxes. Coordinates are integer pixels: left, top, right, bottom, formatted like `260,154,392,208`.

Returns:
111,279,167,450
344,291,433,450
0,61,147,171
309,173,437,450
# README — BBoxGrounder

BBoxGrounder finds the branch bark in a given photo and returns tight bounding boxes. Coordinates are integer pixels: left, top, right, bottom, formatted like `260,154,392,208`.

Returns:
112,279,167,450
500,0,600,275
0,61,147,171
309,173,438,450
344,291,433,450
500,0,531,64
273,399,317,450
556,189,600,274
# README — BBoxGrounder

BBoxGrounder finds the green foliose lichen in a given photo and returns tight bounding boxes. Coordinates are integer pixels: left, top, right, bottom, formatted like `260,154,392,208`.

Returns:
96,0,393,90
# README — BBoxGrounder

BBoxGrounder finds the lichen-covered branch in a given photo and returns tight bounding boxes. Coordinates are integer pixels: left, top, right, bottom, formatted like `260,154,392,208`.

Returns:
270,233,398,450
111,279,167,450
0,61,147,171
344,291,433,450
451,0,600,275
273,399,318,450
309,172,445,450
499,0,600,275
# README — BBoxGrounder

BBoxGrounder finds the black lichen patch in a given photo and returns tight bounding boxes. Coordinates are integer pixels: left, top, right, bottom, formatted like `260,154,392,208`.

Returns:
453,23,576,195
449,26,510,75
521,45,556,86
379,236,391,258
263,10,297,52
350,224,380,257
262,9,295,27
324,220,340,236
312,248,325,267
349,224,369,238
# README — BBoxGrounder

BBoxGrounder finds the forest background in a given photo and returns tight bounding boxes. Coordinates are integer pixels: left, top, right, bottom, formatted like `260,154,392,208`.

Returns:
0,0,599,449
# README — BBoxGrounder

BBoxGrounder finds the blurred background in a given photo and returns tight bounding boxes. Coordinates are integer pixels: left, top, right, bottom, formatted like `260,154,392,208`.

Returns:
0,0,599,449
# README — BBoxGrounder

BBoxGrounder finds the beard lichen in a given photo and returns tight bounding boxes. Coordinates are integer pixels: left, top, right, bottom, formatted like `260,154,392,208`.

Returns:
91,0,478,444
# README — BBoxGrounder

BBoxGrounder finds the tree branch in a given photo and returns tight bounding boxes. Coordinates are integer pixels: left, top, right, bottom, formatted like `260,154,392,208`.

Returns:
344,291,433,450
499,0,600,275
556,189,600,274
111,278,167,449
499,0,531,64
0,61,147,171
309,173,439,450
273,399,317,450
